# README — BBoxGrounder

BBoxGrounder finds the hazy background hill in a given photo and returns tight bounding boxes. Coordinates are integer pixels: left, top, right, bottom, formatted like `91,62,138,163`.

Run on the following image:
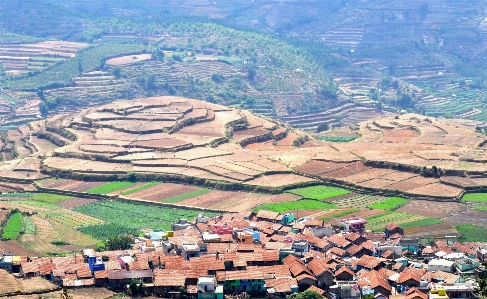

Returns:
1,0,487,130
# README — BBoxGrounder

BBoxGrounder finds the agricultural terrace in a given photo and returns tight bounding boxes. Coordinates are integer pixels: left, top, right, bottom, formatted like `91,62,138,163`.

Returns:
5,97,487,202
253,199,337,214
461,193,487,203
1,212,23,240
368,197,408,210
455,224,487,242
364,212,442,232
286,185,351,200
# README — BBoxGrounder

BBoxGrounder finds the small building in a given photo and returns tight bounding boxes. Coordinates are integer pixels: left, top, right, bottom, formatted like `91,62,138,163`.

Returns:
335,266,355,281
291,241,309,257
154,274,186,297
217,270,266,293
342,218,367,234
430,282,477,299
428,259,455,273
306,258,334,288
455,258,479,272
385,223,404,238
197,275,223,299
20,262,40,278
181,242,200,260
108,270,154,290
265,277,299,297
329,282,361,299
172,219,192,231
256,210,280,222
0,255,13,273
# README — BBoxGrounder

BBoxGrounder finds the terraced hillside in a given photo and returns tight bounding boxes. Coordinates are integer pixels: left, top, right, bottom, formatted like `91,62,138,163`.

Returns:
1,96,487,200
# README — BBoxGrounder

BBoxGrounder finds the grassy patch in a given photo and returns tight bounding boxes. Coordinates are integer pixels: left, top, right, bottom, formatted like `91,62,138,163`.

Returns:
2,212,23,240
321,208,360,221
162,189,210,203
455,224,487,242
86,181,137,194
120,182,159,195
287,185,350,200
399,218,443,229
473,205,487,211
368,197,408,210
23,216,36,234
253,199,336,213
31,193,71,203
461,193,487,203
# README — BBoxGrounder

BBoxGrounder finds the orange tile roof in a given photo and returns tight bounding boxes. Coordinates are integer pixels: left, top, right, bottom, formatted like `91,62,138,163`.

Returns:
21,262,39,274
94,270,109,279
265,278,298,293
217,270,265,280
306,259,331,276
296,273,317,282
76,267,93,279
422,247,436,254
328,247,347,256
357,255,381,269
154,274,186,287
38,262,56,275
361,240,375,252
327,234,351,248
247,265,291,277
335,266,355,277
398,272,421,284
422,270,459,284
289,260,312,277
381,250,394,259
406,289,428,299
305,219,324,227
385,222,400,231
307,285,325,295
256,210,280,220
358,270,391,292
346,232,361,242
347,244,363,256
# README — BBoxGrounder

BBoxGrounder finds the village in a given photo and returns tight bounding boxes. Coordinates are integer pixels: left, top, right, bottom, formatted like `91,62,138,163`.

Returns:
0,209,485,299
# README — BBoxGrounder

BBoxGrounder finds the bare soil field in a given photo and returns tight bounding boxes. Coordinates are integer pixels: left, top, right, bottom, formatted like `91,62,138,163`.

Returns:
126,182,201,201
404,223,460,238
106,53,152,65
0,240,41,257
446,210,487,227
244,174,317,187
397,200,466,218
55,197,98,209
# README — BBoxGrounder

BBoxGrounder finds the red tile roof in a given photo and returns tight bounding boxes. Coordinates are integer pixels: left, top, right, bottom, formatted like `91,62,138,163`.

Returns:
306,259,332,276
358,270,391,292
154,274,186,287
256,210,280,220
327,234,351,248
296,273,317,282
94,270,109,279
385,222,400,231
397,272,421,284
265,278,298,293
328,247,347,257
381,250,394,259
347,244,363,256
335,266,355,278
357,255,381,269
307,285,325,295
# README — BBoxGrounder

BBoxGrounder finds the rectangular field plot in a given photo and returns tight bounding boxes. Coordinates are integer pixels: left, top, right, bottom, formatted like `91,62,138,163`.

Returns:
368,197,408,210
461,193,487,203
286,185,351,200
86,181,137,194
365,212,428,232
49,220,99,247
78,223,141,240
31,193,72,203
45,210,105,227
333,194,387,208
397,200,466,218
74,201,210,231
55,197,98,209
125,182,202,202
455,224,487,242
404,223,459,238
253,199,337,213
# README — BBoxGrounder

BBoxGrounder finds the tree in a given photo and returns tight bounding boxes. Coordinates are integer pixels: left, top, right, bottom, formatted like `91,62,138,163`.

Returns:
316,123,329,133
60,288,73,299
476,278,487,298
96,234,133,251
247,67,257,81
296,290,323,299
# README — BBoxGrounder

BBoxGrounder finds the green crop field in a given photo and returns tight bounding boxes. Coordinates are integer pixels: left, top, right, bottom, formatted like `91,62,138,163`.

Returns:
120,182,159,195
287,185,350,200
315,136,357,142
398,218,443,229
86,181,137,194
461,193,487,203
321,208,360,221
31,193,71,203
365,212,426,231
455,224,487,242
162,189,210,203
473,206,487,211
368,197,408,210
74,201,212,231
253,199,336,213
22,215,36,234
78,223,141,240
2,212,23,240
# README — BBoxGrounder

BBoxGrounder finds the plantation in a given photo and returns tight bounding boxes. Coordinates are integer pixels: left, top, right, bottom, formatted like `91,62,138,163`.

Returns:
86,181,138,194
287,185,351,200
368,197,408,210
2,212,23,240
253,199,336,213
120,182,159,195
31,193,71,203
461,193,487,203
74,201,210,230
78,223,141,240
455,224,487,242
162,189,211,203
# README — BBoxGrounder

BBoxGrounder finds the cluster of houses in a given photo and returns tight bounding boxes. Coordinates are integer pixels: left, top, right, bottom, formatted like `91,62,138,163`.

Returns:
0,209,486,299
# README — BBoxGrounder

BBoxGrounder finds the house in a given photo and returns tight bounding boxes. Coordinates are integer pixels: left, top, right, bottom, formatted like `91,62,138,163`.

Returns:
153,273,186,297
346,232,367,245
197,275,223,299
329,281,361,299
405,287,429,299
296,273,317,290
455,257,479,272
265,278,299,297
358,270,392,298
428,259,455,273
335,266,355,281
0,255,13,273
357,255,382,271
306,258,334,288
342,218,367,234
256,210,280,222
430,282,476,299
20,262,40,277
94,269,109,287
384,223,404,238
400,238,420,254
397,272,421,288
217,270,266,293
181,242,200,260
108,270,153,289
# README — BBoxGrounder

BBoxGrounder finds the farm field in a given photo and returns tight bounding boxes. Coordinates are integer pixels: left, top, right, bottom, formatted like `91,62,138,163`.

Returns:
124,182,203,202
368,197,408,210
364,212,430,232
253,199,337,213
85,181,137,194
74,201,210,231
286,185,351,200
120,182,159,195
333,194,387,208
396,200,466,218
1,212,23,240
320,208,361,221
461,193,487,203
455,224,487,242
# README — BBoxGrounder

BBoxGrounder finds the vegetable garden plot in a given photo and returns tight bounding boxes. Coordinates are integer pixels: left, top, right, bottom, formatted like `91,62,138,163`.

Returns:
333,194,387,209
125,182,202,202
287,185,350,200
408,183,463,198
397,200,466,218
365,212,426,231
